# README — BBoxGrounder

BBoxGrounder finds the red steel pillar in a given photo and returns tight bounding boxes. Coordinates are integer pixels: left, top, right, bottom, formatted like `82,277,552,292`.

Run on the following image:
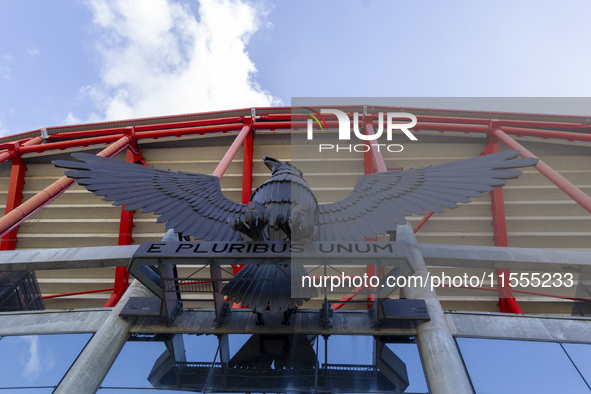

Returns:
363,114,384,306
0,137,44,249
232,123,254,279
482,129,522,313
210,117,254,306
106,129,146,307
241,129,254,204
0,145,27,250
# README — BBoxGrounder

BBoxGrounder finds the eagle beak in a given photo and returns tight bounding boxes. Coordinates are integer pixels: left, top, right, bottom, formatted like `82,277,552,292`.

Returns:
263,156,280,171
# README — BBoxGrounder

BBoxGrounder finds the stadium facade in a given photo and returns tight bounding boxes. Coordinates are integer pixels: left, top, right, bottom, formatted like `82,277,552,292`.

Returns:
0,105,590,393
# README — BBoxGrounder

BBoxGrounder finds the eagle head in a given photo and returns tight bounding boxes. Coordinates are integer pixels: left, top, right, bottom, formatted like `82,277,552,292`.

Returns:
263,156,303,178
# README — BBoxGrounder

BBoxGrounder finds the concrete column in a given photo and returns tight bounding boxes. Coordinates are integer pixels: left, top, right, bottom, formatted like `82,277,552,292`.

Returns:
398,224,473,394
55,280,153,393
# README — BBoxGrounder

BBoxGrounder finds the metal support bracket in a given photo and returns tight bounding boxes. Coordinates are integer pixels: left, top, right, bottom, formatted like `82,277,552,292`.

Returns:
213,301,230,328
320,301,333,329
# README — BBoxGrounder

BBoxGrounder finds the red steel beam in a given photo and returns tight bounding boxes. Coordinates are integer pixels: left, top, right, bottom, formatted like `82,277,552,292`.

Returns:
104,270,129,308
136,122,242,142
32,105,296,141
363,147,374,174
413,211,434,234
363,120,374,174
0,154,27,250
15,123,245,156
363,116,388,173
415,115,590,130
494,129,591,214
275,112,591,130
117,207,134,246
43,287,115,300
263,120,491,135
484,134,509,247
18,134,129,155
500,126,591,143
273,119,591,142
0,136,44,164
6,120,590,159
48,116,245,140
0,135,130,238
241,129,254,204
212,118,254,179
265,119,591,143
331,286,365,310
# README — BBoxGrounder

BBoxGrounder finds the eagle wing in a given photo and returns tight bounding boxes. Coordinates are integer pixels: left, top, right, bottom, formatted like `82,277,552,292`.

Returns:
53,153,247,241
316,150,538,241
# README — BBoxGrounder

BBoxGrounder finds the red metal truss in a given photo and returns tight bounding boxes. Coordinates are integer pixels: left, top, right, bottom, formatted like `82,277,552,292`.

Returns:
1,106,590,312
494,129,591,214
0,137,45,249
0,136,43,164
0,135,131,239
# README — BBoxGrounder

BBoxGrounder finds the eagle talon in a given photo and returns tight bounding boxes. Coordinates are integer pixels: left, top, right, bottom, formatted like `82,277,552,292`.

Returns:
231,201,269,241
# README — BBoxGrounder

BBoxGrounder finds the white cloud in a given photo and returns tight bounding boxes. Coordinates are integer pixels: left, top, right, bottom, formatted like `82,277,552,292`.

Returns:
23,336,42,379
16,336,53,381
0,119,8,137
65,111,82,125
0,54,12,80
27,48,40,57
76,0,278,124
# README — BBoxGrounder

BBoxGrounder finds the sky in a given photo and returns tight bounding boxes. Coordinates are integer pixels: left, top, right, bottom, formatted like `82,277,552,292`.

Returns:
1,0,591,138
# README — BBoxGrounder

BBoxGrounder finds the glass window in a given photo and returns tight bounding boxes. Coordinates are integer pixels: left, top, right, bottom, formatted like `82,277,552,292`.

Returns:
0,333,92,390
317,335,427,393
318,335,374,365
101,334,220,389
562,343,591,387
103,334,427,393
457,337,591,394
386,343,429,393
100,340,168,389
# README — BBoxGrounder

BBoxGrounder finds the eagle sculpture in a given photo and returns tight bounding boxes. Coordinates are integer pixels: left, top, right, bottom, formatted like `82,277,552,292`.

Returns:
54,150,537,311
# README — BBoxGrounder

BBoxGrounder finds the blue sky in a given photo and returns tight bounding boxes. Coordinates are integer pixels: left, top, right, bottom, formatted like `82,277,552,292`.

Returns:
1,0,591,137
